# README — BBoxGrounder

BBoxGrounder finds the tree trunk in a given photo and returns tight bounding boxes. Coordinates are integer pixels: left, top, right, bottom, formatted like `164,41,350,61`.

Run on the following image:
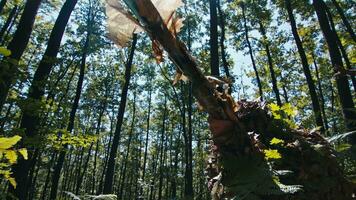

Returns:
0,0,7,14
325,6,356,91
241,2,263,100
285,0,324,130
118,93,136,199
91,100,107,194
0,0,42,111
7,1,77,197
39,152,57,200
312,54,329,130
141,80,152,193
49,30,89,200
259,21,282,106
123,1,356,198
157,98,167,200
217,0,230,78
313,0,356,140
209,0,220,76
102,34,137,194
331,0,356,43
0,5,18,44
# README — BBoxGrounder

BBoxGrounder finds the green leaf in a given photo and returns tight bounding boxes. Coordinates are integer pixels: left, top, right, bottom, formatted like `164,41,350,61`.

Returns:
269,103,280,112
0,47,11,57
5,150,18,164
264,149,282,160
18,149,28,160
270,138,284,146
0,136,22,150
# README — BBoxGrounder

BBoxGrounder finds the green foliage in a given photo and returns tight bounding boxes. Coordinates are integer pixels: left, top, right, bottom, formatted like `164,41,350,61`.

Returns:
264,149,282,160
270,137,285,146
47,130,97,150
269,103,297,128
0,47,11,57
0,135,28,188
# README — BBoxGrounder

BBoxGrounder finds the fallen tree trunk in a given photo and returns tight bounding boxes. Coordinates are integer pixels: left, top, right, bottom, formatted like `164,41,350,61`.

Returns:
119,0,356,199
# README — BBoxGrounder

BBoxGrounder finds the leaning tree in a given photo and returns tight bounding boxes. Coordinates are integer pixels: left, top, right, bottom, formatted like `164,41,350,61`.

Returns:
105,0,355,199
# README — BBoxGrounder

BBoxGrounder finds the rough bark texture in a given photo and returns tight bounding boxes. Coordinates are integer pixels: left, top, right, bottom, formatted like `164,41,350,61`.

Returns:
122,0,356,199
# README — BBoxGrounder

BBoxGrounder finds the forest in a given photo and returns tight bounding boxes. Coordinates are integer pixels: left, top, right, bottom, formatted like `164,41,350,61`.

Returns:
0,0,355,199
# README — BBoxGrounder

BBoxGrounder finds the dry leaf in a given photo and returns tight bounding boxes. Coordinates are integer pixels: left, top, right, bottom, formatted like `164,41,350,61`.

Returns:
106,0,184,49
172,69,188,85
106,0,143,47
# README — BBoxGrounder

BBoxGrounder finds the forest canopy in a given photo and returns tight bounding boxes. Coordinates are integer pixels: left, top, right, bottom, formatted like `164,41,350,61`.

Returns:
0,0,355,199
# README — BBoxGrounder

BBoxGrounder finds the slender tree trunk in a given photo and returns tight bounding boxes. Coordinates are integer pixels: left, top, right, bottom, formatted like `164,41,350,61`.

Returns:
8,2,77,197
217,0,230,78
75,144,93,195
241,3,263,100
91,100,107,194
313,0,356,140
0,0,42,111
118,93,136,199
312,54,329,130
331,0,356,43
141,81,151,186
28,161,40,200
187,83,194,199
285,0,324,130
325,6,356,91
259,21,282,106
0,0,7,14
209,0,220,76
1,6,20,46
49,30,89,200
0,5,18,43
103,34,137,194
157,98,167,200
40,152,57,200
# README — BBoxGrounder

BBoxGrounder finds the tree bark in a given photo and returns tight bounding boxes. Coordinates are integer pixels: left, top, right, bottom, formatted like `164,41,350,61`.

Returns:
241,2,263,100
0,0,42,111
313,0,356,140
102,34,137,194
209,0,220,76
285,0,324,130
